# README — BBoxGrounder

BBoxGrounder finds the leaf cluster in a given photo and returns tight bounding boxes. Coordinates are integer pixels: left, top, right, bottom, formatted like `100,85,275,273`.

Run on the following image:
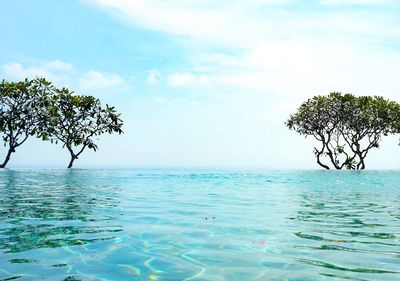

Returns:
38,87,124,153
0,78,51,149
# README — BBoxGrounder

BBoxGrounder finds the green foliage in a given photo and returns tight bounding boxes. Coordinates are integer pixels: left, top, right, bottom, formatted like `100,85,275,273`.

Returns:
0,78,52,167
0,78,123,168
38,86,123,168
286,92,400,170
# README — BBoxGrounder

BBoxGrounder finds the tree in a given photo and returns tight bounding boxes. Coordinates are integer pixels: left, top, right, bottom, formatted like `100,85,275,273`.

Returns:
286,92,400,170
0,78,50,168
40,87,123,168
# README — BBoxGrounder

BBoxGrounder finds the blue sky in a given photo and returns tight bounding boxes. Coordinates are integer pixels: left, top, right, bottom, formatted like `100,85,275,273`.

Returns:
1,0,400,169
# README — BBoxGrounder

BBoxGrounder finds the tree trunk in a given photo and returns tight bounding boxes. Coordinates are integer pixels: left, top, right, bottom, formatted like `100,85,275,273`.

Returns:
67,144,87,169
66,144,76,169
356,152,366,170
316,156,330,170
0,148,14,168
315,147,330,170
67,155,78,169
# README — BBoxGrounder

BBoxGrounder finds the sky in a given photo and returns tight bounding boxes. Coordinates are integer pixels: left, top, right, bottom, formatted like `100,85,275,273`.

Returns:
1,0,400,169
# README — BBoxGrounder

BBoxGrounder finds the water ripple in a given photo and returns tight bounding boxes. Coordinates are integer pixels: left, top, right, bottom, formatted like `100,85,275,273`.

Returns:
0,170,399,280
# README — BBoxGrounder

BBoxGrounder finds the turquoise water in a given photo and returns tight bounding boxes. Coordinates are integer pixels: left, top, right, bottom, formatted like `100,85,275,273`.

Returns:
0,170,399,281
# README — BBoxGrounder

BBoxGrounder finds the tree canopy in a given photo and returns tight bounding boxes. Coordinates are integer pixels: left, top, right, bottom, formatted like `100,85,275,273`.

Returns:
0,78,51,168
0,78,123,168
286,92,400,170
39,87,123,168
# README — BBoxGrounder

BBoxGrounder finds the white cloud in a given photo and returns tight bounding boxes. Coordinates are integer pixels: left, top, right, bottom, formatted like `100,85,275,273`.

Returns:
3,62,45,79
80,70,127,92
2,60,129,95
44,60,74,72
205,40,400,98
320,0,391,5
163,39,400,101
2,61,72,82
85,0,400,47
85,0,286,47
86,0,400,101
146,68,162,85
167,72,211,87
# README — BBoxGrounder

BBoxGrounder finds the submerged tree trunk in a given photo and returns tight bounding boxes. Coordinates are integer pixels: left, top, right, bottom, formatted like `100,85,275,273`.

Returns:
67,155,77,168
66,144,87,169
0,148,14,168
67,145,77,168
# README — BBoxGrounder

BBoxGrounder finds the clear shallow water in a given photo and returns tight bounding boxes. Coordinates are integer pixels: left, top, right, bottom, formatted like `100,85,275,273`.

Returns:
0,170,399,281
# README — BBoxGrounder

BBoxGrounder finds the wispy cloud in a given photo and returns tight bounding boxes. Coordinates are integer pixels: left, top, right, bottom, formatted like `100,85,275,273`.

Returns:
85,0,400,46
86,0,400,101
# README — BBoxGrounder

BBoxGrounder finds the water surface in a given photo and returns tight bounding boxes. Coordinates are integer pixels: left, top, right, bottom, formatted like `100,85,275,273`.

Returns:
0,170,399,280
